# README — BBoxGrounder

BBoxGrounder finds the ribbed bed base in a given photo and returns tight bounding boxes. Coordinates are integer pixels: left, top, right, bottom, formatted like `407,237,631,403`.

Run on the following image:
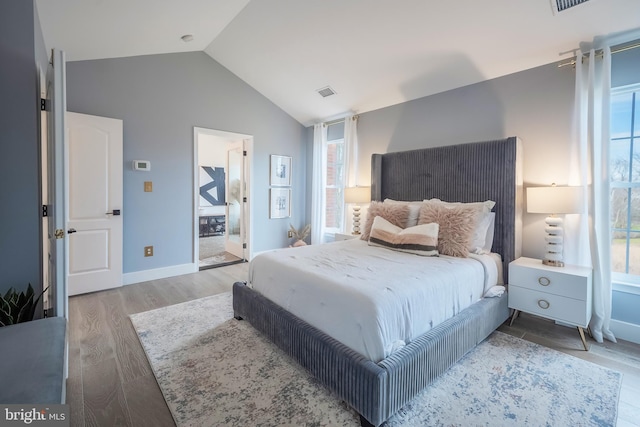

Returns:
232,282,509,426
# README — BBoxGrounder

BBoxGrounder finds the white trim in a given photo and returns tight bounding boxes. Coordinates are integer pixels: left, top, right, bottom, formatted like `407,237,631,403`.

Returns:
123,263,198,286
613,281,640,296
610,319,640,345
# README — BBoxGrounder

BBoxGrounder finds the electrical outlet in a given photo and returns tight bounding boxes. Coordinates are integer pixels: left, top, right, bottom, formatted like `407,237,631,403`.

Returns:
287,230,293,238
144,246,153,257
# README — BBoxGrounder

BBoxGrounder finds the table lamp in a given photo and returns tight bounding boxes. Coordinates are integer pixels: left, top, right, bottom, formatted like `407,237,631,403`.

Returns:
527,184,583,267
344,186,371,235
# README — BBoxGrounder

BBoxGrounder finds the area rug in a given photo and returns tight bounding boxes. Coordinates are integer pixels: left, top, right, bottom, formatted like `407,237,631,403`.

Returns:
130,293,622,427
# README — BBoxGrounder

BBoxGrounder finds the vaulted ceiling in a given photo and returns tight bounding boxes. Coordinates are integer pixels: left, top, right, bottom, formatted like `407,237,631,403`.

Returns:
36,0,640,126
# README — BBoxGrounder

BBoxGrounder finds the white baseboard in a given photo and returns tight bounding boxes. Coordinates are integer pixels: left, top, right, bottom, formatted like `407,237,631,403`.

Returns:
610,319,640,345
123,263,198,286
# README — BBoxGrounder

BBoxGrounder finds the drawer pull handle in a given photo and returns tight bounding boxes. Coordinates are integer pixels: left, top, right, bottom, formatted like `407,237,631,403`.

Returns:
538,277,551,286
537,299,550,310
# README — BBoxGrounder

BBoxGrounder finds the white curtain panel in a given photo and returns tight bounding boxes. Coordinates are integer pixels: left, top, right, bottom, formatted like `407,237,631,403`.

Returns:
568,46,616,343
343,115,360,231
311,124,328,245
343,115,359,188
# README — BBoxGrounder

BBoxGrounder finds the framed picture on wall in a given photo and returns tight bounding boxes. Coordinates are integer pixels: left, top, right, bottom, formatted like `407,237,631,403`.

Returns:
270,188,291,219
270,155,292,186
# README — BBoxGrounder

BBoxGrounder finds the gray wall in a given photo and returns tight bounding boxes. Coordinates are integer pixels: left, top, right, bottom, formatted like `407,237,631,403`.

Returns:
355,61,576,260
0,0,44,298
66,52,306,274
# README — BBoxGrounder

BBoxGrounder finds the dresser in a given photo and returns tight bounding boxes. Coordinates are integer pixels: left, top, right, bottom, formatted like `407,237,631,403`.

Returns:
508,257,593,350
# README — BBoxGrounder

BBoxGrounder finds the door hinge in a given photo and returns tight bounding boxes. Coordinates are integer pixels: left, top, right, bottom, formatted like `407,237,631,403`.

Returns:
242,243,247,249
42,204,48,217
243,150,247,156
40,98,47,111
243,197,247,203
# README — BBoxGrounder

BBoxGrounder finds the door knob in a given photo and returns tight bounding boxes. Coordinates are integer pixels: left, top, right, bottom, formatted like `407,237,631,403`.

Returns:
106,209,121,216
67,228,77,234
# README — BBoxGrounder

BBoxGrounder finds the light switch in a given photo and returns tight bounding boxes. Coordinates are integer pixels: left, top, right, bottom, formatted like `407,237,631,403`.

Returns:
144,181,152,192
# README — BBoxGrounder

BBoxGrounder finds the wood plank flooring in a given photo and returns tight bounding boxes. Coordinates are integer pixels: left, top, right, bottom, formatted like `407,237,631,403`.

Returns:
67,262,640,426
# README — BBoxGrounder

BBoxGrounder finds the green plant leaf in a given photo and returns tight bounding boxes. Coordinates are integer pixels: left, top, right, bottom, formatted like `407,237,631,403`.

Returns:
29,286,48,321
0,298,10,317
0,307,13,326
8,299,20,320
17,301,33,323
25,283,35,300
4,288,15,300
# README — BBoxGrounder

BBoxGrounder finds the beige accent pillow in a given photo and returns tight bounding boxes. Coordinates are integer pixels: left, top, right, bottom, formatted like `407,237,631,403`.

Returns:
360,201,410,241
369,216,439,256
418,203,479,258
383,199,424,227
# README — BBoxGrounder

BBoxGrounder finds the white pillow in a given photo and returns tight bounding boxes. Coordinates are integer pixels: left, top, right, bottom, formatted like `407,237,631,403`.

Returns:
383,199,424,227
424,198,496,213
470,212,496,254
368,216,439,257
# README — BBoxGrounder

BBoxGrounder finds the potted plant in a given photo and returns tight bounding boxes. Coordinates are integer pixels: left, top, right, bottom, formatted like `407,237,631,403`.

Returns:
289,224,311,247
0,284,47,327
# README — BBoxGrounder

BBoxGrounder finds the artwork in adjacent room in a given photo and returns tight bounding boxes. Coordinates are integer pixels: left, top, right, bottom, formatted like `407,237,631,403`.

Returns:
199,166,226,206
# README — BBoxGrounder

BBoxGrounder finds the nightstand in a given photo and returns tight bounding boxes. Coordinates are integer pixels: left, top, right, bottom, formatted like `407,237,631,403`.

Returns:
334,233,358,241
508,257,593,350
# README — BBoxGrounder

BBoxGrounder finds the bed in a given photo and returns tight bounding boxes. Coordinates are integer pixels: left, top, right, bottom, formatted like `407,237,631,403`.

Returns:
233,137,523,426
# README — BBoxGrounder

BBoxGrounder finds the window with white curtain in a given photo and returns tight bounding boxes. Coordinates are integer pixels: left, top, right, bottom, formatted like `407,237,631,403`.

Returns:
324,133,345,234
610,84,640,281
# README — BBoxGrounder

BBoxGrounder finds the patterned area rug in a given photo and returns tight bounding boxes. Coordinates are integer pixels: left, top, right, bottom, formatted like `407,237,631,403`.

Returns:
130,293,622,427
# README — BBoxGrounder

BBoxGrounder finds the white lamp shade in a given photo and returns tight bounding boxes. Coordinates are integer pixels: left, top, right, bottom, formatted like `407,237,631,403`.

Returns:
344,186,371,204
527,186,583,214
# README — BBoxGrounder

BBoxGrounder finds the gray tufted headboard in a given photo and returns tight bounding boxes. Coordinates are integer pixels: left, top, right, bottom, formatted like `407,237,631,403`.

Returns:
371,137,523,283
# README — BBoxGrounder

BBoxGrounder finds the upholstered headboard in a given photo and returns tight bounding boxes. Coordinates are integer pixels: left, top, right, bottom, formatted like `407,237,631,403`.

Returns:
371,137,523,282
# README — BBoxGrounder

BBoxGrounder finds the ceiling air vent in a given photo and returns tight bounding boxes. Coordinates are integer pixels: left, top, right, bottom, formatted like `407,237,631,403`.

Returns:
316,86,336,98
552,0,591,13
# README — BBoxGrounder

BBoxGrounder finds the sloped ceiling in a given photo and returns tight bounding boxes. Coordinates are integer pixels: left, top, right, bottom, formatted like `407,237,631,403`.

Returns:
36,0,640,126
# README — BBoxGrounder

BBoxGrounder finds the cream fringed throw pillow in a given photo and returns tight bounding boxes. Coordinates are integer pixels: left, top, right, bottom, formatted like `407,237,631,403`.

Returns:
360,201,411,241
418,203,479,258
368,216,439,256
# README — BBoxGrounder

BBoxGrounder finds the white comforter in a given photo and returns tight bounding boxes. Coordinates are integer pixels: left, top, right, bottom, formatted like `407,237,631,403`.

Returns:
249,239,499,362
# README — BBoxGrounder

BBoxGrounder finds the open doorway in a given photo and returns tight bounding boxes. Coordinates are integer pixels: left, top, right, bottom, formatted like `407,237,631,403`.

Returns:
194,127,252,270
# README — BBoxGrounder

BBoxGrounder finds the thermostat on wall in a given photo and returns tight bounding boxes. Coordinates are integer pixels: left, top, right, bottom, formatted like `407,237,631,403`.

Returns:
133,160,151,171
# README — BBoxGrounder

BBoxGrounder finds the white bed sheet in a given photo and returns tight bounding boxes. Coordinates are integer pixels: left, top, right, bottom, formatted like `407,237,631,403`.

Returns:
249,239,500,362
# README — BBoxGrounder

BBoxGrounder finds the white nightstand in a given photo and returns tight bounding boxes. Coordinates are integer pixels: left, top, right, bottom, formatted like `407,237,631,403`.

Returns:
508,257,593,350
334,233,358,241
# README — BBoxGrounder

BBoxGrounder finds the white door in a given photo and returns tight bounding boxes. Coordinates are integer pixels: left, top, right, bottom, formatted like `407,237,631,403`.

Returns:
225,140,245,259
66,112,123,296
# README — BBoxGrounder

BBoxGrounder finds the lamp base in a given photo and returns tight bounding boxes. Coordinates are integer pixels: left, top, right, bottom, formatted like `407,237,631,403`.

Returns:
542,259,565,267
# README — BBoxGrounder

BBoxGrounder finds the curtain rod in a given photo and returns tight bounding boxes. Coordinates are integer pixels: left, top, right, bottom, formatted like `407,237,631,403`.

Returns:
558,41,640,68
323,115,359,127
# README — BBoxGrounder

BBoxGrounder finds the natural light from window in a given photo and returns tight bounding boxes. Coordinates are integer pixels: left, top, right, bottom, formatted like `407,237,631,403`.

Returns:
325,138,345,234
610,85,640,281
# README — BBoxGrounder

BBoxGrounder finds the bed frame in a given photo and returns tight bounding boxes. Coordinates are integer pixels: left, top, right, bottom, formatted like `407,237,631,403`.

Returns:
233,137,522,426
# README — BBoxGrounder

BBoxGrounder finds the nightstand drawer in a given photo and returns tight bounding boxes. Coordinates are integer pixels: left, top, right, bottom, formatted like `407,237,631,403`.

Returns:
509,285,589,327
509,263,588,301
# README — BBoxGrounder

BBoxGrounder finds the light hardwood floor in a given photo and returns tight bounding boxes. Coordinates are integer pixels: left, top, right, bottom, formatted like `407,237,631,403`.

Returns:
67,263,640,427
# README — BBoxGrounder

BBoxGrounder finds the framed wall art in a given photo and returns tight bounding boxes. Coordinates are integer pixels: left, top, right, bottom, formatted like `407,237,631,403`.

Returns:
270,155,292,186
269,188,291,219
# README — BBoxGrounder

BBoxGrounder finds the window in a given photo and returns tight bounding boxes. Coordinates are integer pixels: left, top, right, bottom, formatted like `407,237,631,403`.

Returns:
325,136,345,233
610,84,640,281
